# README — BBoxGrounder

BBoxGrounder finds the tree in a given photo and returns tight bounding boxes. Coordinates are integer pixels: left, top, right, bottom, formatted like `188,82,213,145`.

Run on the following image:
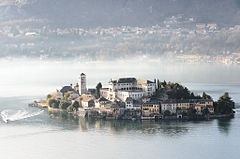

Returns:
72,101,80,109
95,82,102,98
157,79,160,89
63,92,70,100
47,97,59,108
59,100,71,110
67,105,75,112
66,101,80,112
215,92,235,114
202,106,209,116
162,80,167,87
187,108,197,120
190,92,195,99
202,92,212,100
47,94,52,100
164,110,171,116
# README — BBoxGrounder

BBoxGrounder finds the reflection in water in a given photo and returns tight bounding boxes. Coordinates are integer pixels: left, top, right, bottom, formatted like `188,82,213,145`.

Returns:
47,110,80,130
217,118,233,135
157,122,189,136
47,109,237,136
47,110,189,136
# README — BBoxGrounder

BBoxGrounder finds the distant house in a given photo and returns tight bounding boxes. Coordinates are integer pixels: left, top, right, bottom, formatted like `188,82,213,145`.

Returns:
76,94,95,109
117,90,145,102
100,88,114,101
191,99,214,114
95,97,111,108
177,100,192,113
141,96,151,103
207,23,217,31
101,101,125,118
125,97,142,110
177,99,214,115
142,101,161,117
196,23,206,29
161,100,177,114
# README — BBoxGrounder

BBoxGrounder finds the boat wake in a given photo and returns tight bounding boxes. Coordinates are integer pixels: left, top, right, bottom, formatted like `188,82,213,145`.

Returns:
1,109,44,123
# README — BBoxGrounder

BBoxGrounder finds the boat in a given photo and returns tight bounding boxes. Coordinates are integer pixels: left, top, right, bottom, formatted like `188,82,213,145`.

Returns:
2,118,9,123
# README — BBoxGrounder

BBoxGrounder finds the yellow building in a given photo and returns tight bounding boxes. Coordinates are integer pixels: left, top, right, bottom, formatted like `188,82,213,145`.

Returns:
177,100,192,113
177,99,214,114
193,99,214,114
142,101,160,117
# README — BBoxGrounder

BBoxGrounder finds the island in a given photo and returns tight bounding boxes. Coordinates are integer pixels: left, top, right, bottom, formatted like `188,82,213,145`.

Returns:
33,73,235,121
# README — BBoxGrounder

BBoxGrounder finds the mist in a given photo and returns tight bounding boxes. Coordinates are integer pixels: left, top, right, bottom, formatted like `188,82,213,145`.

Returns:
1,58,240,102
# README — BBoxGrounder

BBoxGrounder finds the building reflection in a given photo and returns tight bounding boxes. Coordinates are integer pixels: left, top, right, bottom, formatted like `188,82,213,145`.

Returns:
47,110,79,130
47,111,190,136
217,118,233,135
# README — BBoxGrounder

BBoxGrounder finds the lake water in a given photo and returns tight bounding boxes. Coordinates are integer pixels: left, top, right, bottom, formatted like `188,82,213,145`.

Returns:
0,59,240,159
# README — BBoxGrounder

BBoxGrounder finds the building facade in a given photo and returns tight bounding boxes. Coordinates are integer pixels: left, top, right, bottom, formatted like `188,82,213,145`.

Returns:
78,73,87,95
142,101,161,117
177,100,192,113
116,90,145,101
125,97,142,110
161,100,177,114
100,77,156,102
192,99,214,114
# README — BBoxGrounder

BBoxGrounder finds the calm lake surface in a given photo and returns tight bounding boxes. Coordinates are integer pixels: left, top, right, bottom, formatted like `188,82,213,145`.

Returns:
0,60,240,159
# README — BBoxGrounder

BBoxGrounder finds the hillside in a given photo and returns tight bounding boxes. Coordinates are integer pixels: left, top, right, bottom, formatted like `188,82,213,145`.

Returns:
1,0,240,27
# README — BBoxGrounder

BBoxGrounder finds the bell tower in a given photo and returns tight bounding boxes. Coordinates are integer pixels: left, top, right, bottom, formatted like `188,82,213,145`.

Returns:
78,73,87,95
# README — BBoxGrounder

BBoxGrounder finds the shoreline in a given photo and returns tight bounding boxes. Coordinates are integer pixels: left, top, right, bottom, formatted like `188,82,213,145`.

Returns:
45,106,235,121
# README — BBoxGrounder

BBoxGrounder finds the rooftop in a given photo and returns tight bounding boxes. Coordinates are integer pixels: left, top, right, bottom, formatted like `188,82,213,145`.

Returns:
111,78,137,84
97,97,109,102
143,100,160,105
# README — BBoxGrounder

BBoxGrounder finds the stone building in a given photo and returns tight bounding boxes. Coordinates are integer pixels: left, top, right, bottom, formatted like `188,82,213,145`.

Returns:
78,73,87,95
100,77,156,102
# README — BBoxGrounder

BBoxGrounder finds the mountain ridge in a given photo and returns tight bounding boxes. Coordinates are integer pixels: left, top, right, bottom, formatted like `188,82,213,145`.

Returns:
1,0,240,28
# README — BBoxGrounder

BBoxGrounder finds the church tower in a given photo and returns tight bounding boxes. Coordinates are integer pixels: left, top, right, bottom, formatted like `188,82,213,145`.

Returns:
78,73,87,95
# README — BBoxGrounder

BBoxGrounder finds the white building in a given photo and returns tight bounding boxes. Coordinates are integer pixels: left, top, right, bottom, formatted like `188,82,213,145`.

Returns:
117,90,145,101
100,88,116,101
161,100,177,114
77,94,95,109
94,97,111,108
125,97,141,110
101,77,156,102
136,79,156,96
78,73,87,95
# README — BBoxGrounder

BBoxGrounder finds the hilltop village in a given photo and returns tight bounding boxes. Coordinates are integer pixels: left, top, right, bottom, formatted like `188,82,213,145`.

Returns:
40,73,235,120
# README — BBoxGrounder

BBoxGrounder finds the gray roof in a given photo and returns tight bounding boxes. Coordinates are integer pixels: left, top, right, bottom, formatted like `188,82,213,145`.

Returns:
98,97,109,102
163,99,213,104
143,100,160,105
147,80,155,84
161,99,178,104
133,100,142,105
125,97,133,102
188,99,213,102
111,103,125,109
116,78,137,83
60,86,74,94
